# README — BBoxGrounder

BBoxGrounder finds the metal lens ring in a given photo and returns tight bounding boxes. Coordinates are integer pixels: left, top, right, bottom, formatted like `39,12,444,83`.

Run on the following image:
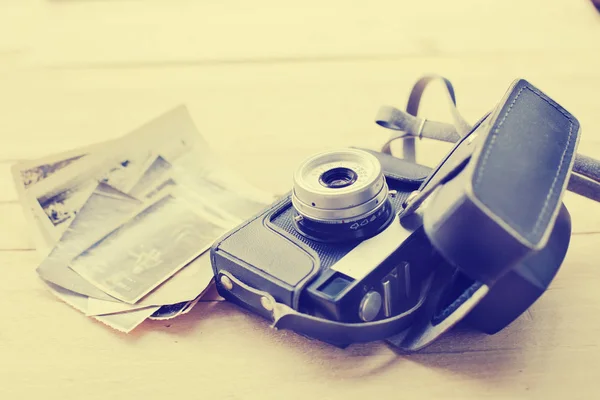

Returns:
293,199,394,243
291,148,394,242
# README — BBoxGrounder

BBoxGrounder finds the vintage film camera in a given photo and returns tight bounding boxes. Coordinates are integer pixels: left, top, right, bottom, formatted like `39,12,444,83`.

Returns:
210,76,600,352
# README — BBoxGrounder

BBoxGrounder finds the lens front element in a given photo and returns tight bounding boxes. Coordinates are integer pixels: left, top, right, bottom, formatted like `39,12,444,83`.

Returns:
319,167,358,189
292,148,394,242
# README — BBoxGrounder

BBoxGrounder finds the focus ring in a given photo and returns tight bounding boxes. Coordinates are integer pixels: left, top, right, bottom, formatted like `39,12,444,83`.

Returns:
291,177,389,222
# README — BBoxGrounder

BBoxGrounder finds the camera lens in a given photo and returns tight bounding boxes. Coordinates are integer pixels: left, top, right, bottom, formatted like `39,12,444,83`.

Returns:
319,167,358,189
291,148,394,243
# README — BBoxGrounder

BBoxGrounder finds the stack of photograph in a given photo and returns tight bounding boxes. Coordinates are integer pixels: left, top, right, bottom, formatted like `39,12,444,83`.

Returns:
11,106,275,333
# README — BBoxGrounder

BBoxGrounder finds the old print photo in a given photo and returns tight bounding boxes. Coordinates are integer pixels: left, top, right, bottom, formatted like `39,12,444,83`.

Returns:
127,155,172,200
37,182,97,227
98,150,155,194
20,154,87,189
69,194,226,304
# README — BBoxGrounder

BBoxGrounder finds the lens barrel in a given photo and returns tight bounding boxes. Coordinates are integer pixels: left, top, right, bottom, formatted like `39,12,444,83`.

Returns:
291,148,394,242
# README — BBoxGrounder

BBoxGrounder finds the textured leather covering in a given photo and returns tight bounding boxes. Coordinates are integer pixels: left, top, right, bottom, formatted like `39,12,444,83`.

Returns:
471,80,579,245
423,79,580,285
211,196,320,309
465,205,572,334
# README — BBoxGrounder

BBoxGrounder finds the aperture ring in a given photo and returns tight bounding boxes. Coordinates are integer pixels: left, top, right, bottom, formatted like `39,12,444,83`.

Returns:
292,179,389,222
292,199,395,243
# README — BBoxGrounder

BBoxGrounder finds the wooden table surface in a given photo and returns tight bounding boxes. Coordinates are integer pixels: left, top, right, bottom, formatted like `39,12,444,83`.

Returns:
1,1,600,399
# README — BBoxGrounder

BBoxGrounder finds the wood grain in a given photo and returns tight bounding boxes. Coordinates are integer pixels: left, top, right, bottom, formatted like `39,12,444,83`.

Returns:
1,0,600,398
0,235,599,399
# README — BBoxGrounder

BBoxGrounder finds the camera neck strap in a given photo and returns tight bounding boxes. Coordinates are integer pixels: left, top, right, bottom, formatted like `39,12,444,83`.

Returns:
374,75,600,204
217,269,439,348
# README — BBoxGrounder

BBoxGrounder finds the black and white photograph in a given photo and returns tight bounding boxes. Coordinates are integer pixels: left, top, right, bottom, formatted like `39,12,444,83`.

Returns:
97,149,156,195
11,137,120,196
11,145,108,253
37,183,96,227
36,183,142,300
86,251,216,315
26,149,162,245
69,194,226,304
127,154,173,199
20,154,86,189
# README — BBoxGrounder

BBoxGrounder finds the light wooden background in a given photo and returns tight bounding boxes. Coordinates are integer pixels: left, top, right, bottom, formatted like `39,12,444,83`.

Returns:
1,1,600,399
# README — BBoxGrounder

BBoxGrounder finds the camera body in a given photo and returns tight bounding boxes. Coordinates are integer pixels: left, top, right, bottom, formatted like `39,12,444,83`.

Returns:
211,152,446,327
210,77,589,351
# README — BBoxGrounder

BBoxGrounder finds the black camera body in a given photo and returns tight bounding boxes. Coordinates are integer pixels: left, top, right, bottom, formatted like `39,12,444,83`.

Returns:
211,153,446,325
210,76,598,352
